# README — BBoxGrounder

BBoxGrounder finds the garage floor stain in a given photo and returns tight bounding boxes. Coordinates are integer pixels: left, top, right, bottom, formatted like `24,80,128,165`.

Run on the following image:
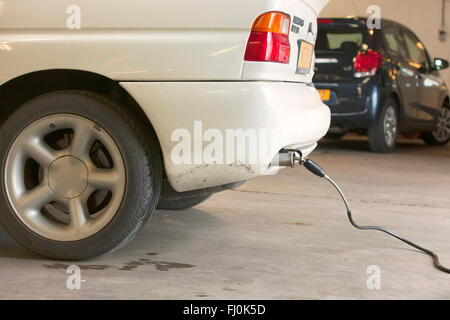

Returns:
43,263,112,271
43,252,195,272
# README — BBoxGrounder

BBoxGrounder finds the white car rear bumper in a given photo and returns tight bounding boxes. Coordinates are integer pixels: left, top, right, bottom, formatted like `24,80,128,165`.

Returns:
121,81,331,192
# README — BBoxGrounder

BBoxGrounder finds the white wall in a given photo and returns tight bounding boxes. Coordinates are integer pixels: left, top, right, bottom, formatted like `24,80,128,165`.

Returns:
320,0,450,85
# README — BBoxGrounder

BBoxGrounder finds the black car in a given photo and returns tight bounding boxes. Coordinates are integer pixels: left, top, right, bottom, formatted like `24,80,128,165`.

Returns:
314,17,449,153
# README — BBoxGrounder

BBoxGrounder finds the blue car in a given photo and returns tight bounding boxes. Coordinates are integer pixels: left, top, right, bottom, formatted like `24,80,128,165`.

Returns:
314,17,449,153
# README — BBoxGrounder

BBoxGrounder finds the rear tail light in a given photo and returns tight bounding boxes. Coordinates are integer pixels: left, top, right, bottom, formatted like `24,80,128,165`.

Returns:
244,12,291,64
317,18,333,24
354,50,383,78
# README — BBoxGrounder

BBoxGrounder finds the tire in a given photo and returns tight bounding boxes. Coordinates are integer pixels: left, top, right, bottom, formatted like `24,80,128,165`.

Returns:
157,194,212,211
421,103,449,146
0,91,162,260
368,98,398,153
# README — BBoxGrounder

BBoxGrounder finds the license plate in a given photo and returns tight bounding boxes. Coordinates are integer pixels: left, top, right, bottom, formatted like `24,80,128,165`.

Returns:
296,40,314,74
317,89,331,101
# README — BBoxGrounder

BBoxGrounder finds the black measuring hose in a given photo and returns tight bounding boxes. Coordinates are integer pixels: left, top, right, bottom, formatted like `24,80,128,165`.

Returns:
302,158,450,274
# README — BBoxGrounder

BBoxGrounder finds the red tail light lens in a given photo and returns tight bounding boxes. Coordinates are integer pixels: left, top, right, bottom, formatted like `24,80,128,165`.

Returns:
317,18,333,24
244,12,291,64
354,50,382,77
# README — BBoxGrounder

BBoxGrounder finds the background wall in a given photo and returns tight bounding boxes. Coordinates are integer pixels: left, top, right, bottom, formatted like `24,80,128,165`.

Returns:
320,0,450,86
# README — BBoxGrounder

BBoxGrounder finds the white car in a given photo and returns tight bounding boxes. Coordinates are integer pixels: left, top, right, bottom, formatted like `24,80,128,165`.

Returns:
0,0,330,260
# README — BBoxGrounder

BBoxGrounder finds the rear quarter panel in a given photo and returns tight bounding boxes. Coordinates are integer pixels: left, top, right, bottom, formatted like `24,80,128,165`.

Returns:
0,0,328,84
0,0,285,84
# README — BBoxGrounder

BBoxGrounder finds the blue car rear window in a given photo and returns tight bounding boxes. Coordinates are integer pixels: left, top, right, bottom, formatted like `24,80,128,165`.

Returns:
316,25,367,53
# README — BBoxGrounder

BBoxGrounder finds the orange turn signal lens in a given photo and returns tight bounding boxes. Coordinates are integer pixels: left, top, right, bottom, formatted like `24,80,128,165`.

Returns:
251,12,291,36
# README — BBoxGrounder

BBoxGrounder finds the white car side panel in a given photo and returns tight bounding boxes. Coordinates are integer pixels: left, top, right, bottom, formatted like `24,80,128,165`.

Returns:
0,0,328,84
0,30,249,84
0,0,283,29
0,0,285,85
120,81,331,192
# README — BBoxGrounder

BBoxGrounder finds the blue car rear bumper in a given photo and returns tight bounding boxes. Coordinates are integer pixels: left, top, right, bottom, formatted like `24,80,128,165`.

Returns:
315,77,383,129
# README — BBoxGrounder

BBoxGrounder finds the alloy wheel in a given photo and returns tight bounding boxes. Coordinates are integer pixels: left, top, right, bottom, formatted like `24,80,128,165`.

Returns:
432,107,450,142
383,105,397,147
4,114,126,241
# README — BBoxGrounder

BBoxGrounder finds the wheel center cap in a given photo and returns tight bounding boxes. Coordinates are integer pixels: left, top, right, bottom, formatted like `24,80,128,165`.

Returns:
48,156,88,199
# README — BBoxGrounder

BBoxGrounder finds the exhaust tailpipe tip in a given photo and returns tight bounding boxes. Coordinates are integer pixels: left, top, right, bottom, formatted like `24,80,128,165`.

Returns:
271,150,303,168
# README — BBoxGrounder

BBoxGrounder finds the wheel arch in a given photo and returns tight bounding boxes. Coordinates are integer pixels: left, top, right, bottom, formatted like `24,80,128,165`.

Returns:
0,69,164,170
389,91,401,119
374,90,401,127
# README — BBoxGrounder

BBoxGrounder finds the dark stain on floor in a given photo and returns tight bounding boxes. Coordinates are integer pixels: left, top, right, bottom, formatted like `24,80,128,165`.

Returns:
151,261,195,272
118,258,195,272
43,253,195,272
146,252,158,256
118,260,143,271
43,263,112,270
286,222,313,227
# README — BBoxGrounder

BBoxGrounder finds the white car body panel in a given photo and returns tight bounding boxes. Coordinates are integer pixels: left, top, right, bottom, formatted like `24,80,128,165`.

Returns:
0,0,281,83
0,0,331,192
0,0,326,83
121,82,330,191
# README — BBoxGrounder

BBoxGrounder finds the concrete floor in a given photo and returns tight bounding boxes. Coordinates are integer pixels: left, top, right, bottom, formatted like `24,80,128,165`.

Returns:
0,137,449,299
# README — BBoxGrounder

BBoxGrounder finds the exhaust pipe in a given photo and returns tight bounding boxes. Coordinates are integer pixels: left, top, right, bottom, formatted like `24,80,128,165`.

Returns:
271,149,303,168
